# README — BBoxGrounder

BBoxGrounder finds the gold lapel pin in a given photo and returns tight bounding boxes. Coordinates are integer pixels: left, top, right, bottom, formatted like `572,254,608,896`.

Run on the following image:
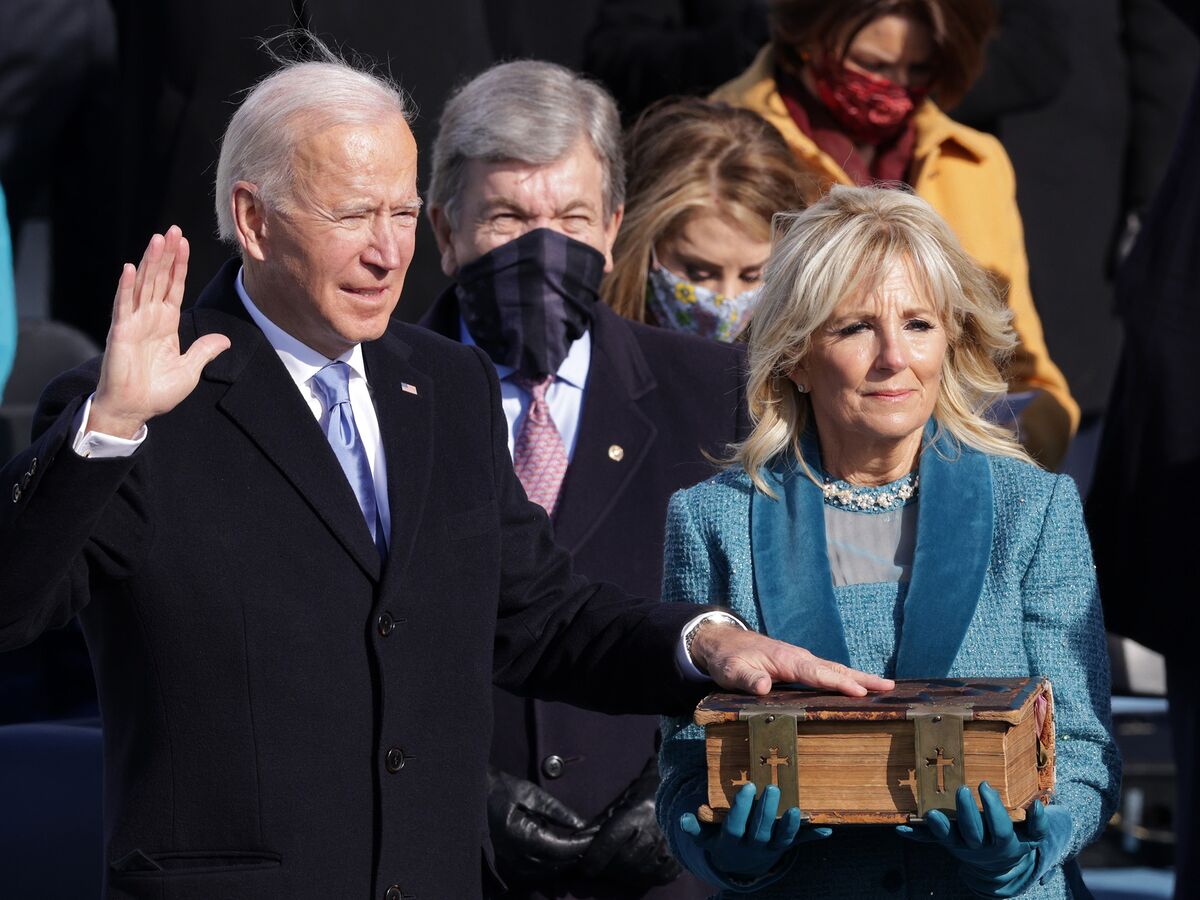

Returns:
608,444,624,462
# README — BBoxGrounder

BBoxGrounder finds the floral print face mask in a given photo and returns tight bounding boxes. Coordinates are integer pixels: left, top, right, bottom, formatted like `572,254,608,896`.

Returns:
645,260,759,343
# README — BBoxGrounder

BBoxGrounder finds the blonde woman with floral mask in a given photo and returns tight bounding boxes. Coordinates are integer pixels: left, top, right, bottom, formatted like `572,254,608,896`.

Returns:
602,98,806,343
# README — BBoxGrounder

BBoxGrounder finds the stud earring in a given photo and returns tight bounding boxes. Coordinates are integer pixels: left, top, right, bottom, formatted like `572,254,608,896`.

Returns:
795,382,808,394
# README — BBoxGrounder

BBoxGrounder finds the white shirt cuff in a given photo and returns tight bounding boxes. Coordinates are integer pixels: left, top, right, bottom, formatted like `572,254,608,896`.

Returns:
72,395,148,458
675,611,749,682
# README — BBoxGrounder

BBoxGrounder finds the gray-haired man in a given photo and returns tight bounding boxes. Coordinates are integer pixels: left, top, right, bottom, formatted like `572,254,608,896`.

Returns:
420,60,757,899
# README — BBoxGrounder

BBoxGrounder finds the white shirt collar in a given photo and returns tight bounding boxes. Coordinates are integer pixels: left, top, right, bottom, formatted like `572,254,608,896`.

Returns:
458,316,590,389
236,266,368,388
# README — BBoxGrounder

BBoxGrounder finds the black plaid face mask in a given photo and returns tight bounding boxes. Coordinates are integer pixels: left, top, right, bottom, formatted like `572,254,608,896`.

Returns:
455,228,606,380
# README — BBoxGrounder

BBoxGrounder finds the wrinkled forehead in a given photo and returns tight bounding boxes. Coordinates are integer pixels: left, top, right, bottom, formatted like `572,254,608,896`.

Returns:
288,114,418,202
467,141,606,208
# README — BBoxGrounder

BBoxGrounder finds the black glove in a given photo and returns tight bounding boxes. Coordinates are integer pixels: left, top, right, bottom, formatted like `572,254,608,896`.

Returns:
486,766,595,884
577,757,682,888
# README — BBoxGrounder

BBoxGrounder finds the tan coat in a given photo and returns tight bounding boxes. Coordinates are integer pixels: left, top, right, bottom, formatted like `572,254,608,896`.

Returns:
714,48,1079,468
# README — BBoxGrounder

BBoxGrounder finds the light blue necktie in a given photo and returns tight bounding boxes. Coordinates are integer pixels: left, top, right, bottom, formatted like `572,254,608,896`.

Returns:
311,362,386,556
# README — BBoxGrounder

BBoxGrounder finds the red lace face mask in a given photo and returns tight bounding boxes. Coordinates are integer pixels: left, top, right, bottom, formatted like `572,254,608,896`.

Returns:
810,57,929,144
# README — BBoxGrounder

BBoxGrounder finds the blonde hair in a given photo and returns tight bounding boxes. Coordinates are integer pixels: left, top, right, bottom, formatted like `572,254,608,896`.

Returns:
601,98,807,322
735,184,1031,496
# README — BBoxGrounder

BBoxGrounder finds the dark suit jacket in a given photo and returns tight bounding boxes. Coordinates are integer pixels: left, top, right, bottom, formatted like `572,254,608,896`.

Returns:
422,291,747,899
953,0,1198,417
1087,4,1200,660
0,261,709,900
1087,11,1200,892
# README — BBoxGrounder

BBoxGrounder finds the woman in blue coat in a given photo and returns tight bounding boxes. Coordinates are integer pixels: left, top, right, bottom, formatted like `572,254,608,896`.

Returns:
657,185,1119,897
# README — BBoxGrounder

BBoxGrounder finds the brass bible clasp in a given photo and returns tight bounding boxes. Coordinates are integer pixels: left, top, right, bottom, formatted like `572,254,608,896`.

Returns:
909,710,970,819
745,713,800,819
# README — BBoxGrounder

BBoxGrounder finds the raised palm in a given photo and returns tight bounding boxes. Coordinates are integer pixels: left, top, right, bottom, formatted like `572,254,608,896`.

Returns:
90,227,230,438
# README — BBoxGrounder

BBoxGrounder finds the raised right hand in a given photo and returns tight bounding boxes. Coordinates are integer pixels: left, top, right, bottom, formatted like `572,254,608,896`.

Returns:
89,226,230,438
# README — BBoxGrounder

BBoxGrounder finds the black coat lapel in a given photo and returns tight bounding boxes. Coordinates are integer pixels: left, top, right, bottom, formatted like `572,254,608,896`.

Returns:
188,261,382,581
552,307,656,554
420,293,660,555
363,331,433,584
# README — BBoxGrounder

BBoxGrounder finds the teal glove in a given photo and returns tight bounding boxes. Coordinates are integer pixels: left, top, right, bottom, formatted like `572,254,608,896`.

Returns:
896,782,1073,897
678,783,831,887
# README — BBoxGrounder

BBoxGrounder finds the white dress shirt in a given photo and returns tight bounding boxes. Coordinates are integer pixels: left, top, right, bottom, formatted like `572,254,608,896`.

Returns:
235,270,391,544
72,268,391,545
458,318,590,461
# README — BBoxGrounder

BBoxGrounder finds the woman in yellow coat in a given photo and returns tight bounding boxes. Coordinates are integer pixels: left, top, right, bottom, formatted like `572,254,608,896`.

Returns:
712,0,1078,467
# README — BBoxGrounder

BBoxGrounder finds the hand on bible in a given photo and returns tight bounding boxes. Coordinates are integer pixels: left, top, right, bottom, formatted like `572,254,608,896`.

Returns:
679,783,831,880
89,227,230,439
485,766,594,884
689,622,895,697
896,782,1073,897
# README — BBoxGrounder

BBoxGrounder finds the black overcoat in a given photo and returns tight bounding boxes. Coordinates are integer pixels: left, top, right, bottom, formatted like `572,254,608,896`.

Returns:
0,261,708,900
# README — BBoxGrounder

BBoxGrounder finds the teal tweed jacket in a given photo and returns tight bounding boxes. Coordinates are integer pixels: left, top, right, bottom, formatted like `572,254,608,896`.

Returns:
658,435,1120,898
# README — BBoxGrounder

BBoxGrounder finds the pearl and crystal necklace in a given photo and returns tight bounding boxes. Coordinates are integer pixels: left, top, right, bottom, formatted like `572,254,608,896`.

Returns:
821,471,920,513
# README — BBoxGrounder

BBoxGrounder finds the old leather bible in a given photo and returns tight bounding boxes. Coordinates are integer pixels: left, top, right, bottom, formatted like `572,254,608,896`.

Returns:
695,677,1055,824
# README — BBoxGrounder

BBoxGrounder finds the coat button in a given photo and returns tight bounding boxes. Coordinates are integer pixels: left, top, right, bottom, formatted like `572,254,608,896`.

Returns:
607,444,624,462
377,612,395,637
541,754,565,779
384,886,402,900
11,484,20,503
385,747,406,773
881,869,903,892
28,457,37,475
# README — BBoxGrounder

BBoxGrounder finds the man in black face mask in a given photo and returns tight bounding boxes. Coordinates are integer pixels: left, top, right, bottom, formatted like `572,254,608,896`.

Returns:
422,61,750,900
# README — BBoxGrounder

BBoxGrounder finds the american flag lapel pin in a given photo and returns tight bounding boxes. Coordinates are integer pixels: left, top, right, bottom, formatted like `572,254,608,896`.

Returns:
401,382,418,396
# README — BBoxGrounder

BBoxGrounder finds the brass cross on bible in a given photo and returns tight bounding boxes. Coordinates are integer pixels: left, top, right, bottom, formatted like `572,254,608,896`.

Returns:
760,747,791,787
926,747,956,793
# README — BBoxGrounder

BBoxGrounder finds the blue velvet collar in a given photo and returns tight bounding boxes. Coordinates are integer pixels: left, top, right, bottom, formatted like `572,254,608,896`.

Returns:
750,421,994,678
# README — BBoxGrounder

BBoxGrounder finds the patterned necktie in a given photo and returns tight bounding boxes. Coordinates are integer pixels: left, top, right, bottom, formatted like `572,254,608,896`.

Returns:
311,362,386,555
512,374,569,517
